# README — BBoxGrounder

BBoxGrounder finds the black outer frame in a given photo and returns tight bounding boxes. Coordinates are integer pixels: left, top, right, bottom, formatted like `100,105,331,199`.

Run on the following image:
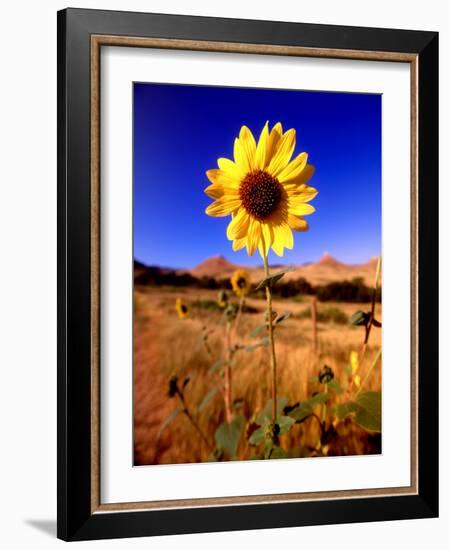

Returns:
57,8,439,542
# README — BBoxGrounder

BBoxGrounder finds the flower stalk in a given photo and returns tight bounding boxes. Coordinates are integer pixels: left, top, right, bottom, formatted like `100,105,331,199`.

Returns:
359,256,381,365
224,320,233,424
262,253,278,423
170,378,213,450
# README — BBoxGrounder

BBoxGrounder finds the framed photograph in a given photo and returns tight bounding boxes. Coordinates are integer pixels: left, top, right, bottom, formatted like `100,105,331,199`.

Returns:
57,8,438,541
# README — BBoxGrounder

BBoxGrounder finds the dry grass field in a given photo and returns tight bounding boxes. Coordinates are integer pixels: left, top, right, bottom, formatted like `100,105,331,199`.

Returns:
133,281,382,465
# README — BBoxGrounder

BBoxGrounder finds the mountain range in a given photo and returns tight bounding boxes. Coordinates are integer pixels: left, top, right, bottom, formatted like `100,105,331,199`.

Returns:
136,253,380,286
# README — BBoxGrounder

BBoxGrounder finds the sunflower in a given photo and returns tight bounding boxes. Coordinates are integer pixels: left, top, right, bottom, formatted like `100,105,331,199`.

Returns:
231,269,251,297
204,122,317,257
217,289,229,308
175,298,189,319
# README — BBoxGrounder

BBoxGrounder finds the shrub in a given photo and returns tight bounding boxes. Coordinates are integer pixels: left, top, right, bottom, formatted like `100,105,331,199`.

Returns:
296,306,348,325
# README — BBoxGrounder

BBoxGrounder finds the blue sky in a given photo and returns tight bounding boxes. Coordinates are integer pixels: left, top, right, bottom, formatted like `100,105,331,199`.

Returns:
134,82,381,268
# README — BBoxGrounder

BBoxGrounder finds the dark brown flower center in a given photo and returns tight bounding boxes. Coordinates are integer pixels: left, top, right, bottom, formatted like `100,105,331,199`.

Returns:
239,170,282,220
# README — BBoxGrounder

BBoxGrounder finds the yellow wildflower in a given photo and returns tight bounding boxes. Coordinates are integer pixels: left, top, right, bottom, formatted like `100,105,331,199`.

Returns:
175,298,189,319
231,269,251,297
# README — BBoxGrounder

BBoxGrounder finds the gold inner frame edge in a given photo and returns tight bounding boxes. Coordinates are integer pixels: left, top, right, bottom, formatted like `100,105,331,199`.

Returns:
90,35,419,514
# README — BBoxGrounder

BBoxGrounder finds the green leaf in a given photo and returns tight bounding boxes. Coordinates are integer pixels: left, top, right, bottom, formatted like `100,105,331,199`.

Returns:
277,415,295,435
328,379,344,395
335,391,381,432
288,393,329,422
157,408,181,438
354,391,381,432
215,416,245,457
256,396,289,425
248,426,265,445
255,267,295,290
250,324,267,338
309,392,329,407
245,337,269,352
275,312,292,325
335,401,359,420
198,386,219,412
350,310,371,326
208,359,224,375
288,403,312,422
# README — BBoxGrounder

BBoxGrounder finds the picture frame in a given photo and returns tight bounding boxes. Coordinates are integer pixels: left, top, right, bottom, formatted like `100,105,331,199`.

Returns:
57,7,438,541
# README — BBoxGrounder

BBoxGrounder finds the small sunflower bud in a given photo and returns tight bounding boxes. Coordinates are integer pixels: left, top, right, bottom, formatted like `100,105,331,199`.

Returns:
319,365,334,385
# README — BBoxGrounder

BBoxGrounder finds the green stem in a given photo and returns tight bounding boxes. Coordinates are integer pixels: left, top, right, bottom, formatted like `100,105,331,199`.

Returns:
263,253,278,423
224,321,233,424
176,392,213,450
360,256,382,364
321,383,328,422
233,296,244,340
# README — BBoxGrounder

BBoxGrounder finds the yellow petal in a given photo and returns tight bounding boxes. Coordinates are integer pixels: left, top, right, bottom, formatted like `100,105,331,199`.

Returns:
246,219,261,256
282,164,315,187
285,184,318,203
272,224,293,256
255,121,269,169
234,126,256,172
204,184,239,199
204,184,224,199
258,222,274,257
287,214,309,232
232,237,246,251
287,199,315,216
205,197,242,217
278,152,308,183
206,169,239,187
268,129,296,176
256,122,283,171
217,157,246,180
264,123,283,168
226,209,250,239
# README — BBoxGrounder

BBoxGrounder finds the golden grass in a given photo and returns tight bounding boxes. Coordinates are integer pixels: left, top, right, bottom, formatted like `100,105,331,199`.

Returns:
133,286,382,465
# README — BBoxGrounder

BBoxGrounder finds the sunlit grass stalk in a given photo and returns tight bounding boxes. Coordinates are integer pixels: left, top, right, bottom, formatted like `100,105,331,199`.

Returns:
311,295,318,354
262,252,278,423
224,320,233,424
356,348,382,397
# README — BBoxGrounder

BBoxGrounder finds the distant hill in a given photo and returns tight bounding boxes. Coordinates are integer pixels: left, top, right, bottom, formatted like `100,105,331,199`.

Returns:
191,255,240,278
135,252,380,287
215,252,381,286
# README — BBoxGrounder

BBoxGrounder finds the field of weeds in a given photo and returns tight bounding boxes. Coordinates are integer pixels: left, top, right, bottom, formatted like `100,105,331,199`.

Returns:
133,284,382,465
